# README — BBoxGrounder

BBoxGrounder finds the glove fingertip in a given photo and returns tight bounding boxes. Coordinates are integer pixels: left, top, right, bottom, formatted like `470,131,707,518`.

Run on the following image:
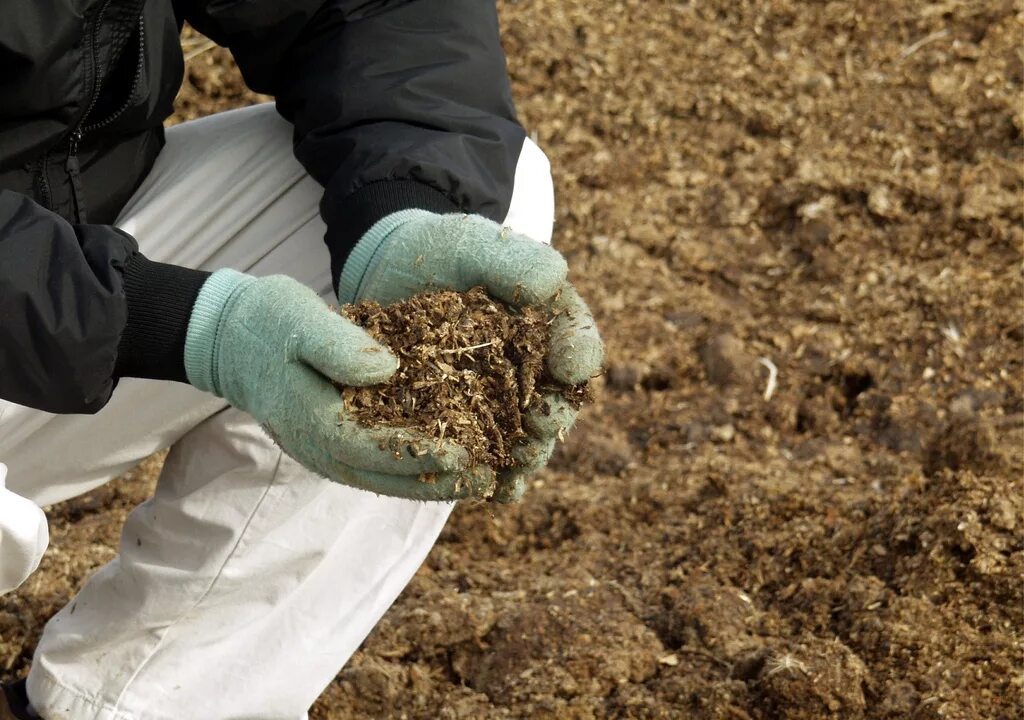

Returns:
548,334,605,385
437,442,471,473
418,464,496,501
479,240,567,307
341,345,400,386
402,437,471,473
493,474,528,504
458,464,497,498
328,421,471,475
300,313,400,386
511,437,557,469
524,395,579,439
514,245,569,306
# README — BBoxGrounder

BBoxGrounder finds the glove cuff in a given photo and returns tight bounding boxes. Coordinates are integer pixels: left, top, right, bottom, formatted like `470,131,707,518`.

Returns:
337,209,436,304
115,253,211,383
184,269,253,394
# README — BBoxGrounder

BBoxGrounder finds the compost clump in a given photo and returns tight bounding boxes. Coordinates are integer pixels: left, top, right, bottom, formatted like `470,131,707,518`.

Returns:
338,287,589,469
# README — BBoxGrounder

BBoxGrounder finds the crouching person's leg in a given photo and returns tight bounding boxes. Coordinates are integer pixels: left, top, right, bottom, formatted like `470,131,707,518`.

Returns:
28,407,451,720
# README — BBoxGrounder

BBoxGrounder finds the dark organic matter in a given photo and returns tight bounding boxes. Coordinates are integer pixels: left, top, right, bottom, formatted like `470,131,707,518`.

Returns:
339,287,588,470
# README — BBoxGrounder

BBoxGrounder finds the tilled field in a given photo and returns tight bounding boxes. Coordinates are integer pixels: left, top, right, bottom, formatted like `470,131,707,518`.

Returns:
3,2,1022,718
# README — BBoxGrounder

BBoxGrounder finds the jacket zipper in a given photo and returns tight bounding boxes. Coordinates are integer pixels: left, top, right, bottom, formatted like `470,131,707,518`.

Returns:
66,1,147,223
82,14,147,136
36,153,53,209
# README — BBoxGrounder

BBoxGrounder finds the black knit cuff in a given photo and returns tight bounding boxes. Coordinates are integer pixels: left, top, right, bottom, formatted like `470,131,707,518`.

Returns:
326,180,459,294
114,254,211,383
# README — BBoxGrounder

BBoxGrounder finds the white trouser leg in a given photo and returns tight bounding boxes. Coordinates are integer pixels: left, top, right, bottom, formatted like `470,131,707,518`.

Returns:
0,103,555,719
27,408,462,720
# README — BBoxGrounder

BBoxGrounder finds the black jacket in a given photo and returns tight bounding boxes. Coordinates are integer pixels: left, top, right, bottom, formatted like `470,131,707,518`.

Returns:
0,0,525,413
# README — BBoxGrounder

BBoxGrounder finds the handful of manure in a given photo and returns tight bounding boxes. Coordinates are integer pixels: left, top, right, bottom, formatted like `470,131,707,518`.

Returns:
337,287,590,469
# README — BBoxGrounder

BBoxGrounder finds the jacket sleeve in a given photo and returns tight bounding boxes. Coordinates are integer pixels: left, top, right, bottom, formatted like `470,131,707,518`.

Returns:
0,191,209,414
178,0,527,289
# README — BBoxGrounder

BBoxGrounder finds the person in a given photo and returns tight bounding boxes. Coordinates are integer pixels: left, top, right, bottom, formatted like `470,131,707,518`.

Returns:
0,1,603,718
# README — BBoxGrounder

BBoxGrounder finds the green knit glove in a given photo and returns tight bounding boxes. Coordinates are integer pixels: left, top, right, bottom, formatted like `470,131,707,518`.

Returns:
339,211,604,502
184,269,494,500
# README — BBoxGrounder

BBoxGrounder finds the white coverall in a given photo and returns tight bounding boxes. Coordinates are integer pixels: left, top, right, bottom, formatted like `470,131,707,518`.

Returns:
0,103,554,720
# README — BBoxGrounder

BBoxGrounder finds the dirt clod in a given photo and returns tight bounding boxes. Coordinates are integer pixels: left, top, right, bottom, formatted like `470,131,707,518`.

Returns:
339,287,588,469
701,332,759,388
756,639,869,720
924,415,1006,476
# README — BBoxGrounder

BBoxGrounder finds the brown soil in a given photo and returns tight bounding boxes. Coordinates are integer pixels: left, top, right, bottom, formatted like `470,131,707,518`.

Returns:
3,4,1023,719
339,287,586,470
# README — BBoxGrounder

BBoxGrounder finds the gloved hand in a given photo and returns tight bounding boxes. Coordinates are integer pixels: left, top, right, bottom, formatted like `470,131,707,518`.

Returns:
338,211,604,502
184,269,494,500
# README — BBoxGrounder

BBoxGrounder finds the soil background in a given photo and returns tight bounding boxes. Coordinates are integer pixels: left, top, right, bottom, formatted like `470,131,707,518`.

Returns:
3,2,1023,718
